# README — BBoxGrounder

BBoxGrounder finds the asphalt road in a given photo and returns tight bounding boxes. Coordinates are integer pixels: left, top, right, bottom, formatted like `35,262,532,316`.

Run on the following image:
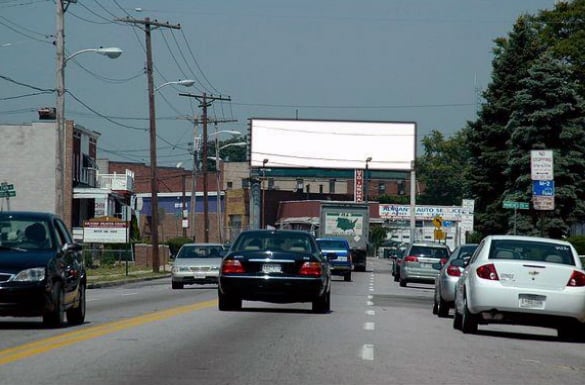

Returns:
1,257,584,385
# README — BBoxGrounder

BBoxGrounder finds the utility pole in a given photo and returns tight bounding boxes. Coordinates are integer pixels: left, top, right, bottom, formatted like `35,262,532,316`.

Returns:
117,16,180,272
179,93,231,242
55,0,76,226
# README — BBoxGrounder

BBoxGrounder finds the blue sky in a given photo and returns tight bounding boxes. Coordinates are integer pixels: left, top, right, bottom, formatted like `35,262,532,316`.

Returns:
0,0,556,167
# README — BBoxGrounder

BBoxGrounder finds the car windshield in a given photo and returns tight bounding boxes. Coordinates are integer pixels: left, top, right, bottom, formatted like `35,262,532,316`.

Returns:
0,218,52,250
317,240,348,250
409,246,449,259
489,239,575,265
234,233,315,253
177,245,224,259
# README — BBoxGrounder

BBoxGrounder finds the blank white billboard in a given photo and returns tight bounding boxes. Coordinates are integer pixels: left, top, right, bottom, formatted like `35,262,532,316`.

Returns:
250,118,416,170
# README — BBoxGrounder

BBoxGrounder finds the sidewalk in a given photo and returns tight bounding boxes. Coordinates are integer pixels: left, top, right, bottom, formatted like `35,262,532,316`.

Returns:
87,266,171,289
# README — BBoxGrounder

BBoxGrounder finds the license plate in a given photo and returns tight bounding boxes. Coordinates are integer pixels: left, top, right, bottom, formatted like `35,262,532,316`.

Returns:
519,294,546,309
336,256,347,262
194,272,206,279
420,263,432,268
262,263,282,274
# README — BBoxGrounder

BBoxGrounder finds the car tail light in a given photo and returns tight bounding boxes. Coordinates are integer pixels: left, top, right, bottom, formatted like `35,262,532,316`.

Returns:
404,255,418,263
299,262,322,277
476,264,499,280
221,260,245,274
567,270,585,287
446,265,461,277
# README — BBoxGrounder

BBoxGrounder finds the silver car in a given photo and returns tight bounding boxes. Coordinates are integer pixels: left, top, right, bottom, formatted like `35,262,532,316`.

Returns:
399,242,450,287
433,243,478,317
171,243,226,289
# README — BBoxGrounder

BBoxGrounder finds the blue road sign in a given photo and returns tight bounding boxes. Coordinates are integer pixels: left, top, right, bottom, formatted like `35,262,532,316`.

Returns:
532,180,554,196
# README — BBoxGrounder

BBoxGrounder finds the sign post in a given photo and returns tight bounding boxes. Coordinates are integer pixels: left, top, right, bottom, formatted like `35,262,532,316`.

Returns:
502,200,529,235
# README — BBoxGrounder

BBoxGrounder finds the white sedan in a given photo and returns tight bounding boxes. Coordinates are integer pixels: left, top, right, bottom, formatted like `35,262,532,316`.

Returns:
453,235,585,340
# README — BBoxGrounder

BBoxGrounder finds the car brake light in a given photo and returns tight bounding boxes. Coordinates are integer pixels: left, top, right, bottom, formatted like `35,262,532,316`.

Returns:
446,265,461,277
476,264,499,280
567,270,585,287
404,255,418,263
299,262,322,277
221,260,245,274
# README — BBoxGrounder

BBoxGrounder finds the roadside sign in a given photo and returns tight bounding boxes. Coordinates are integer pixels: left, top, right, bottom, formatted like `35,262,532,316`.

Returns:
531,150,554,180
532,180,554,196
0,190,16,198
0,183,14,191
533,196,555,211
503,200,529,210
432,215,443,228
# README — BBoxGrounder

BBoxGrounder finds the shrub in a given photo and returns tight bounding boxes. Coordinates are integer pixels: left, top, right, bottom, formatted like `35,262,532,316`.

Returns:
166,237,193,257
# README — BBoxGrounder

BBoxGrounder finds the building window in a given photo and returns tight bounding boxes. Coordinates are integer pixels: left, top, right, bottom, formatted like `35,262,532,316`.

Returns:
227,181,233,189
378,182,386,195
398,181,405,195
319,184,323,193
329,179,336,193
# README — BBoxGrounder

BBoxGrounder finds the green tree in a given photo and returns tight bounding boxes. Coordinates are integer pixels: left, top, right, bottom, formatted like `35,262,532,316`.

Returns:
505,53,585,238
466,15,544,237
416,130,469,206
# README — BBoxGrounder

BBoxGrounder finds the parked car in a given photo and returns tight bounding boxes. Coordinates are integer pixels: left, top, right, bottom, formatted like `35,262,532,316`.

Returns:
433,243,479,317
453,235,585,340
171,243,227,289
399,242,450,287
218,230,332,313
392,242,410,281
0,211,85,327
316,237,352,281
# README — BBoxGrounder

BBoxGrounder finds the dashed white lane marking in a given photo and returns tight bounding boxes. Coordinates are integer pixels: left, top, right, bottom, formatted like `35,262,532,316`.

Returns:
361,344,375,361
364,322,375,331
367,300,374,306
366,310,375,316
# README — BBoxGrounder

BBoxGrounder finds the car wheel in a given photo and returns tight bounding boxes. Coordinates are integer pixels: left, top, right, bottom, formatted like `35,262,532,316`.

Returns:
218,290,242,311
344,272,351,282
43,282,65,328
172,281,184,290
394,272,399,282
66,282,86,325
399,278,407,287
461,301,478,334
437,296,450,318
312,290,331,313
453,309,462,330
557,322,585,342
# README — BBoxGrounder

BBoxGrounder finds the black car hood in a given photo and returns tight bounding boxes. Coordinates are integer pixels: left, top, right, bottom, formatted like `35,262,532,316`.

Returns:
0,249,55,273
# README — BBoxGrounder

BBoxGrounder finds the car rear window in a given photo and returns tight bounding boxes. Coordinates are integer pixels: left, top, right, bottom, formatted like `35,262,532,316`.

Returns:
177,245,224,258
489,239,575,265
317,240,348,250
234,233,316,253
409,246,449,259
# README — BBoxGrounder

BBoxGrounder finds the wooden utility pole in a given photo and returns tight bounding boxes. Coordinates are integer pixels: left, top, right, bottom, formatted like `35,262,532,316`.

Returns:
179,93,231,242
117,17,181,272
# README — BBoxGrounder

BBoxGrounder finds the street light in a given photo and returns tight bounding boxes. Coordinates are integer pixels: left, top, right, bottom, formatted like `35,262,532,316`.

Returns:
148,78,194,272
262,158,269,229
365,157,372,202
210,141,246,243
154,79,195,91
55,46,122,224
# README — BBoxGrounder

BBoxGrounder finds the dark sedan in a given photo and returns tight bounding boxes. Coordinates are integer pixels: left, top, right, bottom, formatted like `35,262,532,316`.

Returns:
218,230,332,313
0,211,85,327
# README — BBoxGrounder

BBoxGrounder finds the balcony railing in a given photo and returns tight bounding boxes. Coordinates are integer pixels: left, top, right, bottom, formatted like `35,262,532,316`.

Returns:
97,170,135,192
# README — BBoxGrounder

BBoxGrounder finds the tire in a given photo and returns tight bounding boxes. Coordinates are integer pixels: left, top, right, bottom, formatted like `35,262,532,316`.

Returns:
432,294,439,315
344,272,352,282
66,283,86,326
218,290,242,311
312,290,331,313
172,281,184,290
437,296,450,318
43,282,65,328
461,302,478,334
394,272,399,282
453,309,462,330
399,279,406,287
557,322,585,342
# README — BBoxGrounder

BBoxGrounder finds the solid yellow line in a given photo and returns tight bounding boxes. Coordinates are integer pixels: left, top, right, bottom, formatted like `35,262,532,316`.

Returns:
0,299,217,366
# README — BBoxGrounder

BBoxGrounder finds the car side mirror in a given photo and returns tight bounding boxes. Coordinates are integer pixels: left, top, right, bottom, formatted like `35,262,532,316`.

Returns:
62,242,82,253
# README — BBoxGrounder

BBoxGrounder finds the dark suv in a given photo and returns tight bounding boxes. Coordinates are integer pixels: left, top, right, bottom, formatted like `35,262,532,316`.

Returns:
0,211,85,327
316,237,352,281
